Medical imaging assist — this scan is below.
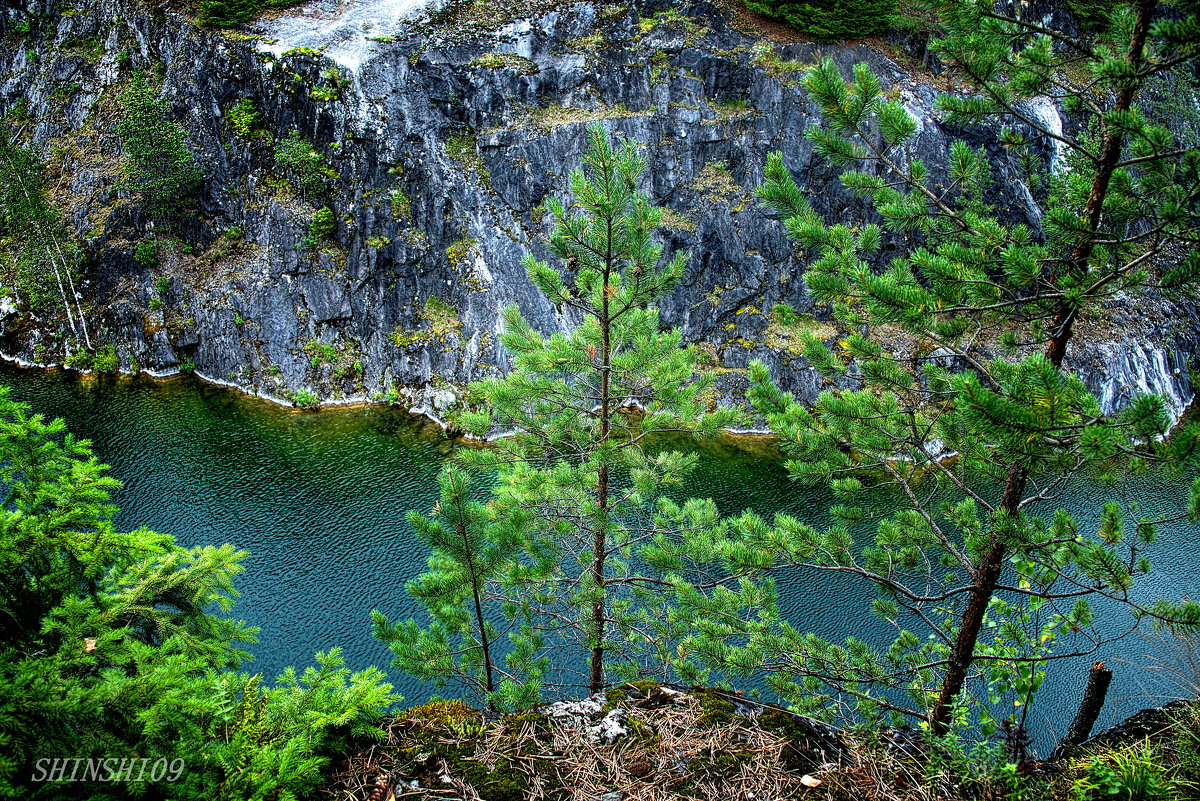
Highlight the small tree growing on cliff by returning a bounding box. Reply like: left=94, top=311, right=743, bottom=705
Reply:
left=378, top=126, right=762, bottom=703
left=0, top=137, right=91, bottom=349
left=684, top=0, right=1200, bottom=737
left=117, top=73, right=203, bottom=221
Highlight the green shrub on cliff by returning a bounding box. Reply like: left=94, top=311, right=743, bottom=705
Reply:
left=117, top=74, right=203, bottom=219
left=227, top=96, right=262, bottom=137
left=275, top=130, right=336, bottom=199
left=133, top=238, right=158, bottom=267
left=744, top=0, right=898, bottom=41
left=307, top=206, right=337, bottom=243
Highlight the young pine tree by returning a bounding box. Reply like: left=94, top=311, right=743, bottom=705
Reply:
left=685, top=0, right=1200, bottom=736
left=372, top=467, right=525, bottom=708
left=117, top=73, right=203, bottom=221
left=381, top=126, right=762, bottom=704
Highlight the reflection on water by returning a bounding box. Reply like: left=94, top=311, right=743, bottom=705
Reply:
left=3, top=362, right=1196, bottom=749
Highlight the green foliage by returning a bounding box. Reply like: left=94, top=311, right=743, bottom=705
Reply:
left=373, top=468, right=524, bottom=709
left=922, top=726, right=1044, bottom=800
left=117, top=74, right=203, bottom=219
left=771, top=302, right=802, bottom=327
left=289, top=388, right=320, bottom=408
left=1064, top=0, right=1116, bottom=30
left=389, top=186, right=411, bottom=219
left=134, top=238, right=158, bottom=267
left=169, top=650, right=396, bottom=801
left=62, top=35, right=103, bottom=62
left=0, top=387, right=248, bottom=793
left=197, top=0, right=305, bottom=27
left=0, top=139, right=87, bottom=331
left=744, top=0, right=898, bottom=41
left=446, top=132, right=490, bottom=186
left=92, top=344, right=119, bottom=373
left=63, top=348, right=92, bottom=370
left=691, top=0, right=1200, bottom=734
left=469, top=52, right=540, bottom=74
left=0, top=389, right=401, bottom=797
left=1071, top=743, right=1193, bottom=800
left=275, top=130, right=335, bottom=199
left=198, top=0, right=259, bottom=26
left=304, top=338, right=338, bottom=368
left=388, top=125, right=753, bottom=704
left=307, top=206, right=337, bottom=242
left=227, top=97, right=262, bottom=137
left=389, top=297, right=462, bottom=348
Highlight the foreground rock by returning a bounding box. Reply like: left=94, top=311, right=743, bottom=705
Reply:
left=326, top=684, right=849, bottom=800
left=323, top=689, right=1200, bottom=801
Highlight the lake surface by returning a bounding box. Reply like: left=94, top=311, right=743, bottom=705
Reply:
left=5, top=363, right=1197, bottom=751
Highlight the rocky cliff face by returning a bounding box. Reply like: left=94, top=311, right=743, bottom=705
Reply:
left=0, top=0, right=1194, bottom=421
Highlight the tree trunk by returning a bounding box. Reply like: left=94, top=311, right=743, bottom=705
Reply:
left=589, top=226, right=614, bottom=696
left=0, top=146, right=81, bottom=342
left=1053, top=661, right=1113, bottom=758
left=470, top=579, right=496, bottom=698
left=930, top=467, right=1029, bottom=733
left=928, top=0, right=1157, bottom=733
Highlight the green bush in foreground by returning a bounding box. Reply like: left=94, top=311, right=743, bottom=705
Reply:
left=0, top=387, right=398, bottom=798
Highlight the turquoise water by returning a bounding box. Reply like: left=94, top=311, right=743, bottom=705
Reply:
left=4, top=363, right=1197, bottom=749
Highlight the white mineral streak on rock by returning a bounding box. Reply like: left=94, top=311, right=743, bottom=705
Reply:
left=1024, top=95, right=1065, bottom=172
left=257, top=0, right=437, bottom=71
left=1079, top=340, right=1193, bottom=421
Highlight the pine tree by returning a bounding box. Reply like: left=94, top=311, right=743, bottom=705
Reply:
left=117, top=73, right=203, bottom=221
left=686, top=0, right=1200, bottom=736
left=0, top=388, right=399, bottom=798
left=384, top=126, right=758, bottom=704
left=372, top=467, right=522, bottom=708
